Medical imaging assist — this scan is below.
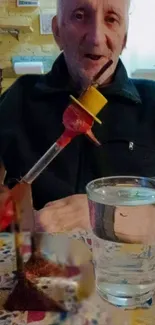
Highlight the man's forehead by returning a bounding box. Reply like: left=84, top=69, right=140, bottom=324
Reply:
left=61, top=0, right=130, bottom=12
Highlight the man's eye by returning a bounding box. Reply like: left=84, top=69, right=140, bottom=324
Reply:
left=105, top=15, right=119, bottom=25
left=74, top=11, right=85, bottom=20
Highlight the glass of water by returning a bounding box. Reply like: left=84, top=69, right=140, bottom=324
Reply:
left=86, top=176, right=155, bottom=308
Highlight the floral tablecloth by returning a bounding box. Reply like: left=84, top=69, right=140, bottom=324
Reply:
left=0, top=231, right=155, bottom=325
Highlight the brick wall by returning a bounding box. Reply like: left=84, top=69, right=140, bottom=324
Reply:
left=0, top=0, right=60, bottom=93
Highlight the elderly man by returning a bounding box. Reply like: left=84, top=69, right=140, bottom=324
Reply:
left=0, top=0, right=155, bottom=232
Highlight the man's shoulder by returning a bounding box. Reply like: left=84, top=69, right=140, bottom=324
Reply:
left=131, top=78, right=155, bottom=104
left=12, top=74, right=40, bottom=88
left=0, top=74, right=40, bottom=102
left=0, top=74, right=42, bottom=125
left=132, top=77, right=155, bottom=89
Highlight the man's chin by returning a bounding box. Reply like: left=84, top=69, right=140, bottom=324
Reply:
left=73, top=66, right=107, bottom=89
left=82, top=64, right=108, bottom=81
left=80, top=71, right=98, bottom=86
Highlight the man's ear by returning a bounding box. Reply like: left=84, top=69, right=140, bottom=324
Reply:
left=122, top=33, right=128, bottom=50
left=52, top=16, right=63, bottom=50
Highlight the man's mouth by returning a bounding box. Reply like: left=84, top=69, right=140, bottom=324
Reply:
left=85, top=54, right=103, bottom=61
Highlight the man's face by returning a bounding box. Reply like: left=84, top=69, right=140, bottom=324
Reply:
left=53, top=0, right=129, bottom=87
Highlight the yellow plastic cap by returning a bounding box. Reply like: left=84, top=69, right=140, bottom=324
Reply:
left=70, top=86, right=107, bottom=124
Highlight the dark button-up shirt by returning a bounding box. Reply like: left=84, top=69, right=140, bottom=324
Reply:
left=0, top=54, right=155, bottom=209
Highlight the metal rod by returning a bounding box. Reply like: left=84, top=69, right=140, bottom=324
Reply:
left=13, top=202, right=24, bottom=275
left=93, top=59, right=113, bottom=84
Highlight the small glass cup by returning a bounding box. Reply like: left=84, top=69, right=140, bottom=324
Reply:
left=86, top=176, right=155, bottom=308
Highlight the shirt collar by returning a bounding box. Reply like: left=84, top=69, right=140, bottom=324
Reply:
left=99, top=59, right=142, bottom=104
left=35, top=53, right=142, bottom=104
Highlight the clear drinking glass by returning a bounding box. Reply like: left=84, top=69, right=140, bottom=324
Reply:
left=86, top=176, right=155, bottom=308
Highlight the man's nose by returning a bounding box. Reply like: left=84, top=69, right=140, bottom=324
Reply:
left=85, top=21, right=107, bottom=47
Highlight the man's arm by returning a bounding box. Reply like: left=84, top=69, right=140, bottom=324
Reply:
left=0, top=89, right=8, bottom=101
left=0, top=79, right=23, bottom=159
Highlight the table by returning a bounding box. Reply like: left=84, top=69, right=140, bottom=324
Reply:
left=0, top=231, right=155, bottom=325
